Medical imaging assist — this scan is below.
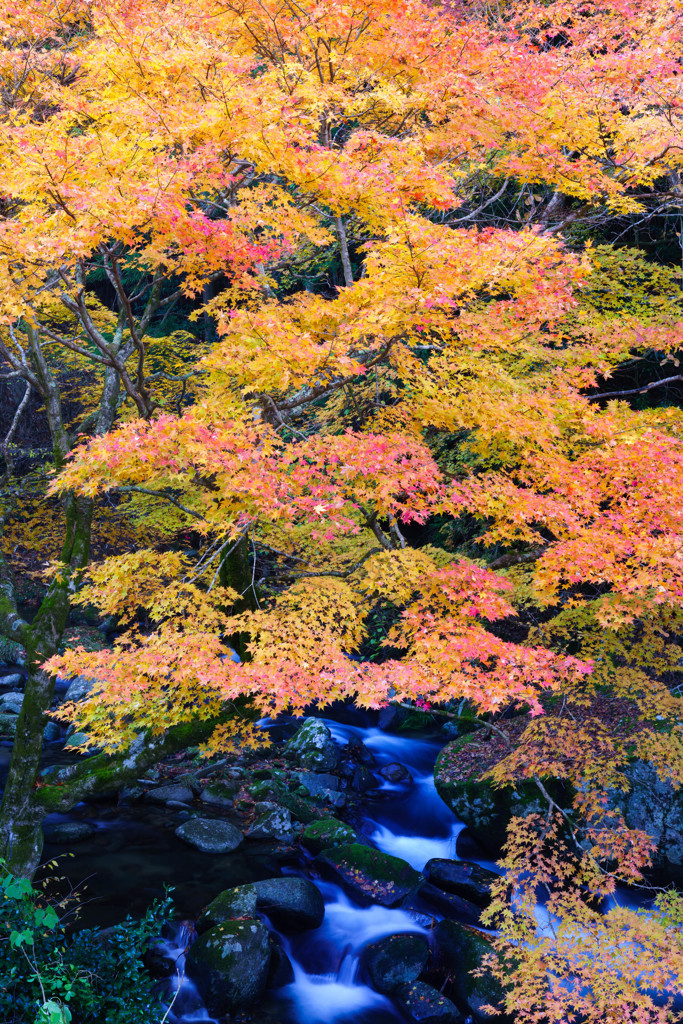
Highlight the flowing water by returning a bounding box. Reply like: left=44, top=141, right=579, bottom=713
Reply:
left=155, top=718, right=486, bottom=1024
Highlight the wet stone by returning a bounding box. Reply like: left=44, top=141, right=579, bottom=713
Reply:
left=175, top=818, right=243, bottom=854
left=425, top=859, right=496, bottom=908
left=43, top=820, right=95, bottom=843
left=419, top=882, right=482, bottom=926
left=252, top=876, right=325, bottom=931
left=394, top=981, right=463, bottom=1023
left=378, top=762, right=413, bottom=784
left=361, top=932, right=430, bottom=994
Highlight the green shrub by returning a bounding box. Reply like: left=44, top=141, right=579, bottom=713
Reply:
left=0, top=860, right=173, bottom=1024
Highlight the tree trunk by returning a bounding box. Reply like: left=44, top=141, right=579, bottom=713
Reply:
left=0, top=494, right=93, bottom=876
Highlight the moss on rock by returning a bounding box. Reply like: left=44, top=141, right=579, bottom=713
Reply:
left=314, top=843, right=424, bottom=907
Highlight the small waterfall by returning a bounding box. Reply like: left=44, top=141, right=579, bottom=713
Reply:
left=165, top=716, right=469, bottom=1023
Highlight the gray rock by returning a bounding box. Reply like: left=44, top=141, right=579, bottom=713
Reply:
left=175, top=818, right=243, bottom=854
left=315, top=844, right=424, bottom=908
left=120, top=784, right=144, bottom=802
left=252, top=877, right=325, bottom=931
left=63, top=732, right=94, bottom=751
left=361, top=933, right=430, bottom=994
left=43, top=821, right=95, bottom=843
left=0, top=674, right=22, bottom=688
left=43, top=721, right=62, bottom=743
left=0, top=713, right=18, bottom=737
left=198, top=877, right=324, bottom=933
left=145, top=784, right=195, bottom=805
left=294, top=771, right=340, bottom=797
left=617, top=760, right=683, bottom=868
left=186, top=918, right=271, bottom=1014
left=0, top=691, right=23, bottom=714
left=247, top=805, right=296, bottom=841
left=378, top=762, right=413, bottom=784
left=394, top=981, right=463, bottom=1023
left=285, top=718, right=339, bottom=771
left=64, top=675, right=97, bottom=702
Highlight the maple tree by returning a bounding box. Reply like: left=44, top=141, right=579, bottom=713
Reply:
left=1, top=0, right=683, bottom=1019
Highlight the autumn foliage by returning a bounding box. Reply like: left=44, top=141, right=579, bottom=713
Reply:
left=2, top=0, right=683, bottom=1018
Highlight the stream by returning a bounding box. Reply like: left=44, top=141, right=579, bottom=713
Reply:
left=153, top=718, right=488, bottom=1024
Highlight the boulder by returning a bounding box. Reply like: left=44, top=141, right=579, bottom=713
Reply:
left=418, top=883, right=482, bottom=926
left=285, top=718, right=339, bottom=771
left=43, top=721, right=62, bottom=743
left=314, top=844, right=424, bottom=907
left=351, top=766, right=380, bottom=793
left=252, top=877, right=325, bottom=930
left=0, top=713, right=17, bottom=738
left=301, top=818, right=361, bottom=854
left=198, top=877, right=324, bottom=932
left=175, top=818, right=243, bottom=854
left=186, top=919, right=271, bottom=1015
left=64, top=675, right=97, bottom=702
left=0, top=673, right=22, bottom=688
left=294, top=771, right=340, bottom=797
left=393, top=981, right=463, bottom=1023
left=424, top=860, right=496, bottom=909
left=145, top=784, right=195, bottom=805
left=616, top=760, right=683, bottom=869
left=0, top=691, right=23, bottom=714
left=247, top=805, right=297, bottom=841
left=43, top=820, right=95, bottom=843
left=268, top=938, right=295, bottom=988
left=434, top=736, right=548, bottom=856
left=249, top=778, right=326, bottom=822
left=200, top=780, right=241, bottom=808
left=378, top=762, right=413, bottom=784
left=434, top=920, right=507, bottom=1021
left=361, top=933, right=429, bottom=994
left=197, top=885, right=258, bottom=932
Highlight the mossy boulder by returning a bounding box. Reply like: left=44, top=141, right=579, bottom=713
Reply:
left=285, top=717, right=339, bottom=771
left=361, top=933, right=429, bottom=994
left=394, top=981, right=463, bottom=1023
left=314, top=843, right=424, bottom=907
left=434, top=920, right=508, bottom=1022
left=301, top=818, right=361, bottom=853
left=199, top=780, right=241, bottom=808
left=197, top=885, right=258, bottom=932
left=198, top=876, right=324, bottom=933
left=434, top=735, right=547, bottom=856
left=248, top=778, right=324, bottom=823
left=246, top=804, right=297, bottom=841
left=186, top=918, right=271, bottom=1014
